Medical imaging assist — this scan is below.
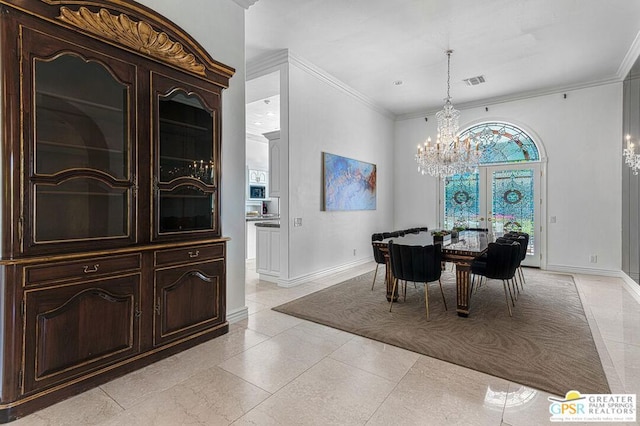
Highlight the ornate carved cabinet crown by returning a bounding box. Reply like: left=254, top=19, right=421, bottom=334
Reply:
left=0, top=0, right=234, bottom=421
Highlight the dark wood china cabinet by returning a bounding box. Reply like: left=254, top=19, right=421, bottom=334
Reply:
left=0, top=0, right=234, bottom=421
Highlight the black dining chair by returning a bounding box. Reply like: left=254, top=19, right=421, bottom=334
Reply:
left=387, top=241, right=447, bottom=320
left=371, top=233, right=385, bottom=290
left=505, top=231, right=529, bottom=288
left=498, top=234, right=527, bottom=294
left=470, top=241, right=520, bottom=316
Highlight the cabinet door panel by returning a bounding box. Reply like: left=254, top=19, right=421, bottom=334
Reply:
left=154, top=259, right=224, bottom=346
left=152, top=72, right=221, bottom=240
left=21, top=26, right=137, bottom=255
left=24, top=275, right=140, bottom=393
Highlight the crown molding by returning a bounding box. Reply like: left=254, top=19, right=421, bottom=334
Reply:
left=231, top=0, right=259, bottom=9
left=247, top=49, right=394, bottom=119
left=617, top=30, right=640, bottom=80
left=396, top=77, right=623, bottom=122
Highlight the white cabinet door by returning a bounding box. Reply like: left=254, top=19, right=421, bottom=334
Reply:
left=256, top=225, right=280, bottom=278
left=246, top=221, right=257, bottom=259
left=256, top=227, right=270, bottom=273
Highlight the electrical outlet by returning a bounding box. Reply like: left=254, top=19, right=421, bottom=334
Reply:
left=550, top=216, right=556, bottom=223
left=293, top=217, right=302, bottom=227
left=589, top=255, right=597, bottom=263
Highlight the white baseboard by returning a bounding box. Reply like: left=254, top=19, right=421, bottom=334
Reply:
left=258, top=273, right=279, bottom=283
left=276, top=257, right=374, bottom=288
left=619, top=271, right=640, bottom=304
left=547, top=264, right=640, bottom=304
left=226, top=306, right=249, bottom=324
left=545, top=264, right=621, bottom=277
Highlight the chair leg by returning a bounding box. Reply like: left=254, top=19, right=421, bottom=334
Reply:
left=438, top=279, right=447, bottom=311
left=502, top=280, right=513, bottom=317
left=424, top=282, right=430, bottom=320
left=518, top=266, right=526, bottom=289
left=371, top=264, right=379, bottom=290
left=389, top=277, right=398, bottom=312
left=505, top=279, right=515, bottom=307
left=403, top=280, right=407, bottom=302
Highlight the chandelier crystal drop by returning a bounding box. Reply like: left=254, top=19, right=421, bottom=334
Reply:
left=415, top=50, right=481, bottom=178
left=624, top=134, right=640, bottom=175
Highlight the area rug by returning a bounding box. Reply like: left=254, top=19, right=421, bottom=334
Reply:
left=273, top=268, right=610, bottom=396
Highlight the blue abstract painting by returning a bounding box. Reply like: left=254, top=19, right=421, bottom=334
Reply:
left=323, top=152, right=376, bottom=211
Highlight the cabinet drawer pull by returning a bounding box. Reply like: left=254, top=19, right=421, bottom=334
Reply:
left=188, top=250, right=199, bottom=258
left=83, top=264, right=100, bottom=273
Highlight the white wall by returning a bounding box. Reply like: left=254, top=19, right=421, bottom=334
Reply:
left=287, top=63, right=395, bottom=280
left=137, top=0, right=247, bottom=319
left=395, top=83, right=623, bottom=274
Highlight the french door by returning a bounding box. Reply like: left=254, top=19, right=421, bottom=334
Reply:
left=442, top=163, right=541, bottom=267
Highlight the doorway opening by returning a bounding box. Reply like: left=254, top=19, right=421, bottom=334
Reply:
left=440, top=122, right=543, bottom=267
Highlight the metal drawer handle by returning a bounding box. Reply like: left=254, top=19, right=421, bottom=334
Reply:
left=188, top=250, right=199, bottom=258
left=83, top=264, right=100, bottom=273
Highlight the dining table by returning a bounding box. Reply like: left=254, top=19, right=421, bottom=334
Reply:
left=372, top=230, right=490, bottom=317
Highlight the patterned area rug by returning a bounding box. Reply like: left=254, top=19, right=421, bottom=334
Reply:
left=273, top=268, right=610, bottom=396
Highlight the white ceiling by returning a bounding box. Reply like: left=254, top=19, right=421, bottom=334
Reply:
left=245, top=0, right=640, bottom=117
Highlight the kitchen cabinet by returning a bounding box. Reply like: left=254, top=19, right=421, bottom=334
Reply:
left=256, top=223, right=280, bottom=281
left=0, top=0, right=233, bottom=420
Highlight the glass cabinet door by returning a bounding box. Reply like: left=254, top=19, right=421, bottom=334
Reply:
left=23, top=28, right=137, bottom=252
left=153, top=73, right=220, bottom=237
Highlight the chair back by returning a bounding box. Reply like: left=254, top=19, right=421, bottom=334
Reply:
left=504, top=232, right=529, bottom=261
left=371, top=233, right=386, bottom=264
left=505, top=231, right=529, bottom=260
left=388, top=241, right=442, bottom=283
left=483, top=241, right=520, bottom=280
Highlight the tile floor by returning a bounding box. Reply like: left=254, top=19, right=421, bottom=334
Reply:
left=11, top=262, right=640, bottom=425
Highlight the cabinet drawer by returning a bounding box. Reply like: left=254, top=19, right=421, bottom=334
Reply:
left=25, top=254, right=141, bottom=286
left=155, top=243, right=225, bottom=267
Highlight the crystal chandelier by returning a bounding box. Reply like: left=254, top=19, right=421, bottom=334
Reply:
left=624, top=134, right=640, bottom=175
left=416, top=50, right=481, bottom=178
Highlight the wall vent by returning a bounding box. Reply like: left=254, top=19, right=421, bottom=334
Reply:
left=463, top=75, right=486, bottom=86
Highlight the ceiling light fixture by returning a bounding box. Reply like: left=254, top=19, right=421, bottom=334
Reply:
left=415, top=50, right=481, bottom=178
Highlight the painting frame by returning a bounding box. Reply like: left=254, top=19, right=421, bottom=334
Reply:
left=322, top=152, right=377, bottom=211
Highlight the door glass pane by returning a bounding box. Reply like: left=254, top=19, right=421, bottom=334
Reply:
left=34, top=54, right=128, bottom=179
left=444, top=172, right=480, bottom=229
left=35, top=179, right=128, bottom=242
left=159, top=92, right=214, bottom=185
left=159, top=186, right=214, bottom=232
left=491, top=169, right=535, bottom=254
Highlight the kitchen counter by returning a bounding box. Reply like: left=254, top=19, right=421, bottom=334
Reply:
left=255, top=221, right=280, bottom=228
left=246, top=215, right=280, bottom=222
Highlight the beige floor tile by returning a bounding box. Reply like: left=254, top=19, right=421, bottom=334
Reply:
left=218, top=326, right=344, bottom=393
left=366, top=356, right=509, bottom=426
left=98, top=367, right=270, bottom=426
left=329, top=335, right=420, bottom=382
left=100, top=354, right=191, bottom=409
left=235, top=357, right=396, bottom=426
left=12, top=387, right=123, bottom=426
left=245, top=309, right=304, bottom=336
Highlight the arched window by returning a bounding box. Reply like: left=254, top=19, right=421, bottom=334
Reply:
left=459, top=122, right=540, bottom=165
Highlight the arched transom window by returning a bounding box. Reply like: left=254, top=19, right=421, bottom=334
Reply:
left=459, top=122, right=540, bottom=165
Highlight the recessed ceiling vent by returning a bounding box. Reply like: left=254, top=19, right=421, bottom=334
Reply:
left=463, top=75, right=486, bottom=86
